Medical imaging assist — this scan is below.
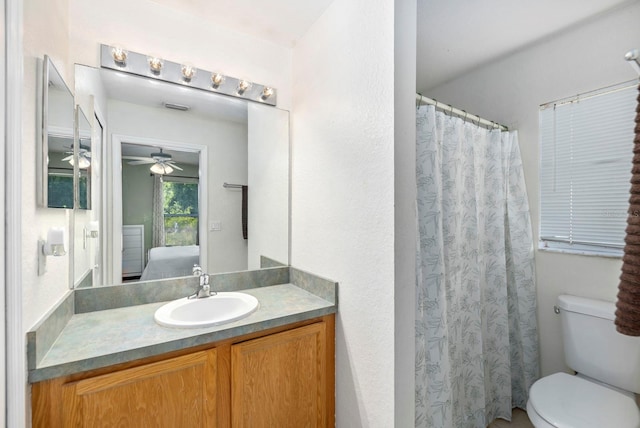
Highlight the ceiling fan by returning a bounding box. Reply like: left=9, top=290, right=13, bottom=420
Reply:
left=124, top=148, right=183, bottom=174
left=61, top=141, right=92, bottom=169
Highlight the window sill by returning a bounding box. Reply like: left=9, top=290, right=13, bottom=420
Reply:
left=537, top=246, right=622, bottom=259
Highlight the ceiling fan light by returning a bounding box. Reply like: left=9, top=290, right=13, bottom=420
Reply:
left=78, top=155, right=91, bottom=169
left=68, top=155, right=91, bottom=169
left=150, top=163, right=173, bottom=175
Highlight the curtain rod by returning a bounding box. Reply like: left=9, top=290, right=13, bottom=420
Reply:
left=540, top=79, right=637, bottom=109
left=416, top=93, right=508, bottom=132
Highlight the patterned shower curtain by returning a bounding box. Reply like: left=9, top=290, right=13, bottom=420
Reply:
left=415, top=105, right=539, bottom=428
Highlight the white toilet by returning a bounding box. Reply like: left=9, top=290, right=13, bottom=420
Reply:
left=527, top=295, right=640, bottom=428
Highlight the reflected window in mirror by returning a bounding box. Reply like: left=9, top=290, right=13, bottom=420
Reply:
left=47, top=168, right=74, bottom=208
left=163, top=177, right=199, bottom=247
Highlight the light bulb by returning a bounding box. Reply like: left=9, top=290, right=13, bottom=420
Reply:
left=150, top=163, right=173, bottom=175
left=237, top=80, right=251, bottom=95
left=148, top=56, right=163, bottom=74
left=181, top=64, right=196, bottom=81
left=111, top=46, right=127, bottom=66
left=261, top=87, right=274, bottom=100
left=211, top=73, right=225, bottom=88
left=78, top=156, right=91, bottom=169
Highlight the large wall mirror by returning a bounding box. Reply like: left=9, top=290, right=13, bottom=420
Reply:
left=74, top=64, right=290, bottom=288
left=37, top=56, right=76, bottom=209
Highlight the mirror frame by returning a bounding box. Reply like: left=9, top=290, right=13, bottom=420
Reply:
left=37, top=55, right=75, bottom=209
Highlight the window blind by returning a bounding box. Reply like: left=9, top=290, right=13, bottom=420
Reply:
left=539, top=82, right=637, bottom=256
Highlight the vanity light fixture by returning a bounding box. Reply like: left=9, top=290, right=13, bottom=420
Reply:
left=181, top=63, right=196, bottom=82
left=111, top=46, right=128, bottom=66
left=211, top=73, right=224, bottom=89
left=261, top=87, right=274, bottom=101
left=150, top=162, right=174, bottom=175
left=100, top=44, right=277, bottom=106
left=237, top=80, right=251, bottom=95
left=148, top=56, right=164, bottom=75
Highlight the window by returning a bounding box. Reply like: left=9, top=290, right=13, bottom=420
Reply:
left=47, top=168, right=88, bottom=209
left=539, top=81, right=637, bottom=256
left=163, top=178, right=199, bottom=246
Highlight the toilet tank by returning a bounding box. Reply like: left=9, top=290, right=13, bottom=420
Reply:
left=558, top=294, right=640, bottom=394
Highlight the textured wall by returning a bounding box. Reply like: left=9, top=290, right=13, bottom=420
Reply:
left=291, top=0, right=396, bottom=425
left=425, top=2, right=640, bottom=377
left=23, top=0, right=72, bottom=332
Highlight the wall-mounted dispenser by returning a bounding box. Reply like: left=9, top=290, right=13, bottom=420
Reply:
left=38, top=227, right=67, bottom=275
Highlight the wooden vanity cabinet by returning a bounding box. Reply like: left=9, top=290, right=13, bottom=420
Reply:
left=32, top=315, right=335, bottom=428
left=231, top=322, right=328, bottom=428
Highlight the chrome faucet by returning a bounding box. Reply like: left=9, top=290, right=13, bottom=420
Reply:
left=189, top=265, right=215, bottom=299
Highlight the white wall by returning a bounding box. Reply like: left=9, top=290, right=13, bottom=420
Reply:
left=247, top=104, right=290, bottom=269
left=68, top=0, right=293, bottom=110
left=291, top=0, right=396, bottom=425
left=425, top=2, right=640, bottom=377
left=23, top=0, right=72, bottom=332
left=21, top=0, right=72, bottom=426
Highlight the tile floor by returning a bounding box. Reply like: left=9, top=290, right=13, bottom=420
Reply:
left=488, top=408, right=534, bottom=428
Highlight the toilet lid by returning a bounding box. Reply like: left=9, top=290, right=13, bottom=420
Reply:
left=529, top=373, right=640, bottom=428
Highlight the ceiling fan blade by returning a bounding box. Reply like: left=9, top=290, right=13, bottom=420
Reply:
left=61, top=154, right=73, bottom=161
left=169, top=163, right=183, bottom=171
left=122, top=155, right=153, bottom=161
left=128, top=159, right=156, bottom=165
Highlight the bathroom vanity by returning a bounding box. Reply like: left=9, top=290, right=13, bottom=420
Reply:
left=29, top=267, right=337, bottom=427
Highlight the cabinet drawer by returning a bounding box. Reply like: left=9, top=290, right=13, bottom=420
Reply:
left=123, top=235, right=142, bottom=249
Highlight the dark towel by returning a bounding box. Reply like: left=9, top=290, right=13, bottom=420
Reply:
left=242, top=185, right=248, bottom=240
left=617, top=83, right=640, bottom=336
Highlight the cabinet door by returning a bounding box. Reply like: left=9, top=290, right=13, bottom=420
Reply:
left=231, top=322, right=327, bottom=428
left=61, top=349, right=217, bottom=428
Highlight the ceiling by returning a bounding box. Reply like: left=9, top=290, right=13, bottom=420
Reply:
left=149, top=0, right=634, bottom=92
left=121, top=143, right=199, bottom=167
left=149, top=0, right=335, bottom=47
left=417, top=0, right=635, bottom=91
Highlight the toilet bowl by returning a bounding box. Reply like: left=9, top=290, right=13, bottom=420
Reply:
left=527, top=295, right=640, bottom=428
left=526, top=372, right=639, bottom=428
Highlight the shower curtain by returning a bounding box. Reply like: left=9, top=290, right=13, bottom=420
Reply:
left=415, top=105, right=539, bottom=428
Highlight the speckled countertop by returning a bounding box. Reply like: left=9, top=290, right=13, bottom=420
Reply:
left=29, top=270, right=337, bottom=383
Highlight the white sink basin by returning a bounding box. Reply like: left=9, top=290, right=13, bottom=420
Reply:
left=154, top=292, right=259, bottom=328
